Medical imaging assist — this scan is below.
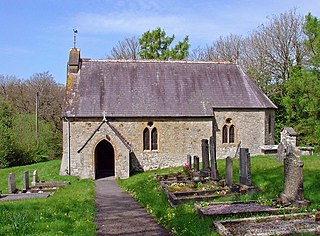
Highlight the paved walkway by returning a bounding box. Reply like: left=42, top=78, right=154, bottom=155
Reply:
left=95, top=177, right=171, bottom=236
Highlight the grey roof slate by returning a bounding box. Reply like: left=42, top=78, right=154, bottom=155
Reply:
left=63, top=59, right=277, bottom=118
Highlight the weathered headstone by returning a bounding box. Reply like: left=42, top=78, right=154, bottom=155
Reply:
left=8, top=173, right=17, bottom=194
left=194, top=156, right=199, bottom=172
left=239, top=148, right=251, bottom=186
left=277, top=142, right=286, bottom=162
left=201, top=139, right=210, bottom=173
left=278, top=146, right=310, bottom=207
left=226, top=156, right=233, bottom=186
left=32, top=170, right=39, bottom=186
left=210, top=136, right=218, bottom=179
left=187, top=155, right=192, bottom=168
left=23, top=171, right=29, bottom=192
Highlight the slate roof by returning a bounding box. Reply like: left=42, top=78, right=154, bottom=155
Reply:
left=63, top=59, right=277, bottom=118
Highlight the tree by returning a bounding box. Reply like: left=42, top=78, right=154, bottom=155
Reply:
left=209, top=34, right=243, bottom=62
left=108, top=36, right=140, bottom=60
left=0, top=99, right=18, bottom=167
left=304, top=13, right=320, bottom=67
left=27, top=72, right=65, bottom=131
left=138, top=27, right=189, bottom=60
left=283, top=67, right=320, bottom=147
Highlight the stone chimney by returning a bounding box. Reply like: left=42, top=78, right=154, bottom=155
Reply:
left=68, top=48, right=80, bottom=73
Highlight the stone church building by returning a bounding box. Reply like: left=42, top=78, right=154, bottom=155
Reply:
left=60, top=48, right=277, bottom=179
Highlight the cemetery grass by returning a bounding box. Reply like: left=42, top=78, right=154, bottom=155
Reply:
left=0, top=160, right=96, bottom=236
left=117, top=155, right=320, bottom=236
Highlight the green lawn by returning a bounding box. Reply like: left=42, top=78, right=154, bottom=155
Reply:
left=0, top=160, right=96, bottom=236
left=1, top=156, right=319, bottom=235
left=117, top=155, right=320, bottom=236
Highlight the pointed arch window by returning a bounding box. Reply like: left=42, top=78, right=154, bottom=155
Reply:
left=222, top=125, right=228, bottom=144
left=151, top=128, right=158, bottom=150
left=143, top=122, right=158, bottom=151
left=222, top=118, right=236, bottom=144
left=143, top=128, right=150, bottom=150
left=229, top=125, right=235, bottom=143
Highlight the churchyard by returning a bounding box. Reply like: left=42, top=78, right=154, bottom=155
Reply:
left=0, top=160, right=96, bottom=235
left=118, top=152, right=320, bottom=236
left=0, top=145, right=320, bottom=235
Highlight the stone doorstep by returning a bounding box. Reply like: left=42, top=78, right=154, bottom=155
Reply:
left=214, top=213, right=319, bottom=236
left=194, top=201, right=298, bottom=219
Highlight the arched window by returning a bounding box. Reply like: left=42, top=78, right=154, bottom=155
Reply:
left=143, top=128, right=150, bottom=150
left=151, top=128, right=158, bottom=150
left=143, top=123, right=158, bottom=151
left=222, top=125, right=228, bottom=143
left=222, top=118, right=236, bottom=144
left=229, top=125, right=235, bottom=143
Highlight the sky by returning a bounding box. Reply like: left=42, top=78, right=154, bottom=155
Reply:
left=1, top=0, right=320, bottom=85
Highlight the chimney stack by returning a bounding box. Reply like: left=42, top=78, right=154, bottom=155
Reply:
left=68, top=48, right=80, bottom=73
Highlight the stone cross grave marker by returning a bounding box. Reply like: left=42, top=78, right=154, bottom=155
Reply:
left=8, top=173, right=17, bottom=194
left=239, top=148, right=252, bottom=186
left=194, top=156, right=199, bottom=172
left=201, top=139, right=210, bottom=174
left=23, top=171, right=29, bottom=192
left=226, top=156, right=233, bottom=186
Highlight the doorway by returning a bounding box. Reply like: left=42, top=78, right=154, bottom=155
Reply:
left=95, top=140, right=115, bottom=179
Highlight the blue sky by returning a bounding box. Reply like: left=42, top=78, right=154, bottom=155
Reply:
left=1, top=0, right=320, bottom=85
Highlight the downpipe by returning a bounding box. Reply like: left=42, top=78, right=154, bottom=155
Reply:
left=64, top=117, right=71, bottom=175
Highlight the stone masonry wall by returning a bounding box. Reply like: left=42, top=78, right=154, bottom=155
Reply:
left=214, top=109, right=269, bottom=157
left=60, top=109, right=272, bottom=179
left=60, top=119, right=130, bottom=179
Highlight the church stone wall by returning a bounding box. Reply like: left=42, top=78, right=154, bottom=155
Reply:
left=60, top=109, right=273, bottom=179
left=60, top=119, right=130, bottom=179
left=214, top=109, right=272, bottom=157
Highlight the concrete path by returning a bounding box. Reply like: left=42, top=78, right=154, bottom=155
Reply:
left=95, top=177, right=171, bottom=236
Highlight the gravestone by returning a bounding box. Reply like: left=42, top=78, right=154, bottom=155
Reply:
left=32, top=170, right=39, bottom=186
left=23, top=171, right=29, bottom=192
left=277, top=142, right=286, bottom=162
left=278, top=145, right=310, bottom=207
left=239, top=148, right=251, bottom=186
left=187, top=155, right=192, bottom=168
left=194, top=156, right=199, bottom=172
left=201, top=139, right=210, bottom=174
left=226, top=156, right=233, bottom=186
left=8, top=173, right=17, bottom=194
left=210, top=136, right=218, bottom=179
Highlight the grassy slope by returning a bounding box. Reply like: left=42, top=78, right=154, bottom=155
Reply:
left=1, top=156, right=319, bottom=235
left=117, top=155, right=320, bottom=236
left=0, top=160, right=96, bottom=236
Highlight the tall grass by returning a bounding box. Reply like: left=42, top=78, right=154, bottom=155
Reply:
left=0, top=160, right=96, bottom=236
left=117, top=155, right=320, bottom=235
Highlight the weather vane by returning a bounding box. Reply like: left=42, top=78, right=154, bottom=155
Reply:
left=73, top=28, right=78, bottom=48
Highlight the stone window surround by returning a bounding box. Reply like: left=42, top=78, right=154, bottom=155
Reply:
left=143, top=122, right=159, bottom=152
left=222, top=118, right=237, bottom=145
